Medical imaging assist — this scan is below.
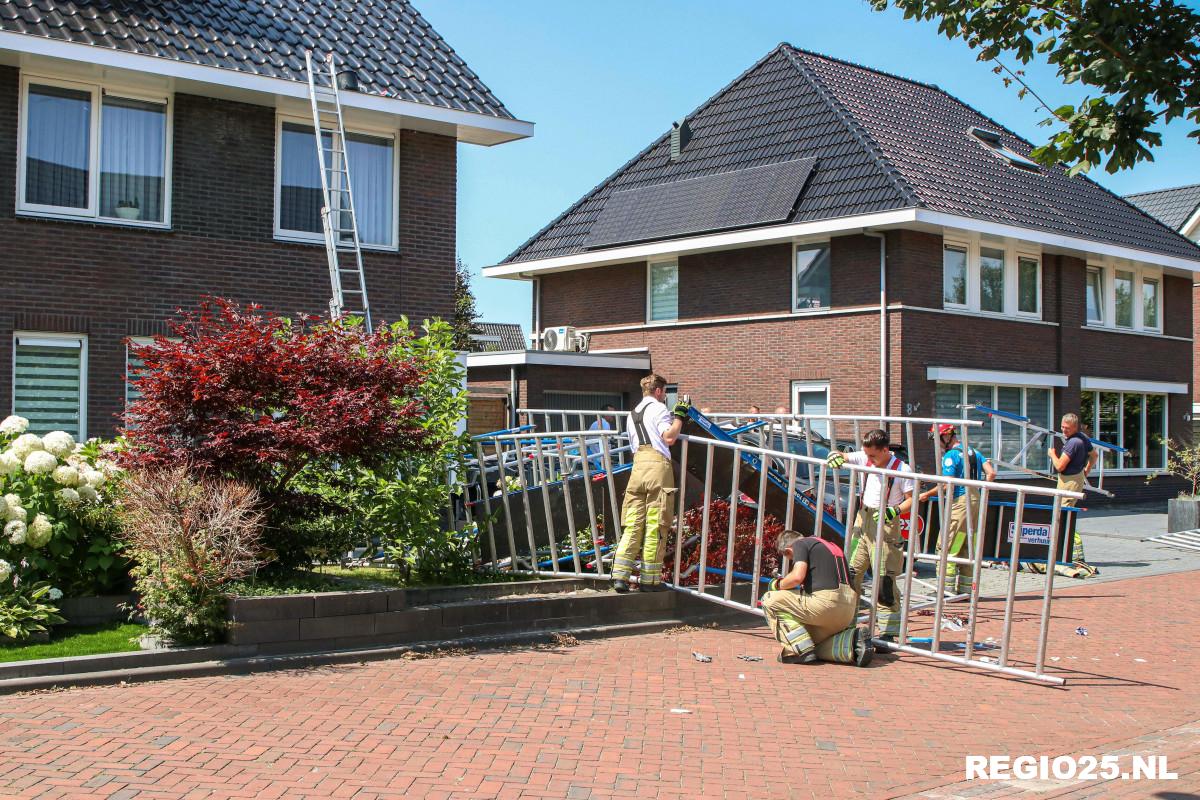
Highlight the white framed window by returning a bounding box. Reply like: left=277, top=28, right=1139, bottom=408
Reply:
left=274, top=116, right=399, bottom=250
left=791, top=380, right=831, bottom=438
left=934, top=381, right=1053, bottom=472
left=13, top=333, right=88, bottom=439
left=647, top=260, right=678, bottom=322
left=941, top=237, right=1040, bottom=319
left=17, top=75, right=171, bottom=227
left=125, top=336, right=182, bottom=409
left=1084, top=260, right=1163, bottom=334
left=792, top=243, right=831, bottom=311
left=1080, top=390, right=1166, bottom=472
left=969, top=127, right=1041, bottom=172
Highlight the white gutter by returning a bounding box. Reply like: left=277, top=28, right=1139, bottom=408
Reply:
left=466, top=351, right=651, bottom=369
left=1080, top=376, right=1188, bottom=394
left=927, top=367, right=1068, bottom=388
left=485, top=208, right=1200, bottom=278
left=0, top=30, right=534, bottom=146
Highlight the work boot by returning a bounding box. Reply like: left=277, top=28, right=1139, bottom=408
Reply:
left=612, top=580, right=630, bottom=594
left=639, top=582, right=667, bottom=593
left=778, top=650, right=818, bottom=665
left=853, top=627, right=875, bottom=668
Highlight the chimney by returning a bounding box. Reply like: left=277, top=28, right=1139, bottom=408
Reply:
left=669, top=119, right=693, bottom=162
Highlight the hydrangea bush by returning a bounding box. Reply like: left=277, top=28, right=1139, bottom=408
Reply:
left=0, top=415, right=127, bottom=600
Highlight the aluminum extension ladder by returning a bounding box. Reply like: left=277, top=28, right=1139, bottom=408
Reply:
left=304, top=50, right=372, bottom=330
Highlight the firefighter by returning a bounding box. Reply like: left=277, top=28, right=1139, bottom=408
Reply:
left=612, top=374, right=690, bottom=592
left=761, top=530, right=874, bottom=666
left=826, top=429, right=915, bottom=639
left=919, top=424, right=996, bottom=596
left=1048, top=412, right=1097, bottom=564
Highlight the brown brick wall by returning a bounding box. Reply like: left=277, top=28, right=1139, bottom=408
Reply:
left=0, top=66, right=457, bottom=437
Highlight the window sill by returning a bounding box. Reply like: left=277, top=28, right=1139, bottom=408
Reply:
left=904, top=305, right=1057, bottom=327
left=273, top=233, right=398, bottom=253
left=16, top=210, right=171, bottom=231
left=1081, top=324, right=1182, bottom=341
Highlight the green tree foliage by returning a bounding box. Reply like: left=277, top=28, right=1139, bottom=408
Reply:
left=870, top=0, right=1200, bottom=174
left=452, top=257, right=481, bottom=352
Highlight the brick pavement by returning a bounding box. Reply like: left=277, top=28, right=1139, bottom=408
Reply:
left=1, top=571, right=1197, bottom=800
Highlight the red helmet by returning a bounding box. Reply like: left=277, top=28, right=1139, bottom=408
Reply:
left=931, top=423, right=955, bottom=437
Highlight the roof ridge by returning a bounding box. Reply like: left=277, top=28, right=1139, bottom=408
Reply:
left=781, top=44, right=942, bottom=93
left=1125, top=182, right=1200, bottom=199
left=501, top=45, right=795, bottom=264
left=780, top=46, right=924, bottom=210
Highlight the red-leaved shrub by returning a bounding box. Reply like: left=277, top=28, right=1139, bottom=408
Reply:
left=666, top=499, right=784, bottom=586
left=120, top=298, right=427, bottom=490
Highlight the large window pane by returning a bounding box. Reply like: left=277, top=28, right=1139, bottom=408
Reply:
left=1098, top=392, right=1120, bottom=469
left=943, top=245, right=967, bottom=306
left=14, top=339, right=84, bottom=438
left=100, top=96, right=166, bottom=222
left=279, top=124, right=395, bottom=247
left=1017, top=257, right=1039, bottom=314
left=648, top=261, right=678, bottom=321
left=794, top=245, right=831, bottom=310
left=1145, top=395, right=1165, bottom=470
left=1142, top=278, right=1160, bottom=330
left=1026, top=387, right=1051, bottom=471
left=280, top=122, right=323, bottom=235
left=935, top=383, right=963, bottom=421
left=25, top=84, right=91, bottom=209
left=1079, top=391, right=1096, bottom=439
left=979, top=247, right=1005, bottom=313
left=1114, top=270, right=1134, bottom=328
left=1122, top=394, right=1142, bottom=469
left=346, top=132, right=393, bottom=246
left=965, top=384, right=995, bottom=458
left=1085, top=268, right=1104, bottom=324
left=996, top=386, right=1023, bottom=464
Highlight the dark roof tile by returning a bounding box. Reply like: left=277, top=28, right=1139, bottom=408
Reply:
left=506, top=44, right=1200, bottom=265
left=1125, top=184, right=1200, bottom=232
left=0, top=0, right=514, bottom=120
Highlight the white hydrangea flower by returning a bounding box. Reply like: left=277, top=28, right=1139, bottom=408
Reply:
left=23, top=450, right=58, bottom=475
left=42, top=431, right=75, bottom=458
left=82, top=468, right=106, bottom=488
left=0, top=415, right=28, bottom=436
left=11, top=433, right=44, bottom=460
left=0, top=559, right=11, bottom=582
left=77, top=485, right=100, bottom=504
left=0, top=451, right=20, bottom=477
left=27, top=514, right=52, bottom=547
left=6, top=504, right=27, bottom=523
left=52, top=464, right=81, bottom=487
left=48, top=587, right=63, bottom=601
left=55, top=487, right=81, bottom=506
left=5, top=520, right=27, bottom=545
left=4, top=493, right=20, bottom=508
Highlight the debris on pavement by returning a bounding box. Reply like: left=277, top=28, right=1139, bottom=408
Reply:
left=664, top=625, right=701, bottom=636
left=692, top=652, right=712, bottom=663
left=736, top=654, right=763, bottom=662
left=1075, top=626, right=1088, bottom=636
left=940, top=617, right=965, bottom=632
left=670, top=708, right=694, bottom=714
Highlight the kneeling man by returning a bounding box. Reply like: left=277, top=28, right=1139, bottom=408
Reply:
left=761, top=530, right=873, bottom=667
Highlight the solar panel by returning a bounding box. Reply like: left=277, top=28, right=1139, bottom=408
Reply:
left=584, top=157, right=817, bottom=249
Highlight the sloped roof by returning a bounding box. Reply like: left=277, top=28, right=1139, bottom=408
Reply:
left=504, top=44, right=1200, bottom=264
left=472, top=322, right=526, bottom=351
left=0, top=0, right=514, bottom=119
left=1125, top=184, right=1200, bottom=232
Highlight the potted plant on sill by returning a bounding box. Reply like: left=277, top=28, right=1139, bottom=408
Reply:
left=1148, top=438, right=1200, bottom=532
left=115, top=198, right=140, bottom=221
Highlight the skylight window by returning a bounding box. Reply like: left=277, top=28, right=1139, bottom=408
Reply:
left=969, top=126, right=1041, bottom=172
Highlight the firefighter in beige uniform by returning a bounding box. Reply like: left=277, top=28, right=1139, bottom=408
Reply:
left=612, top=374, right=689, bottom=593
left=761, top=530, right=874, bottom=667
left=825, top=428, right=915, bottom=639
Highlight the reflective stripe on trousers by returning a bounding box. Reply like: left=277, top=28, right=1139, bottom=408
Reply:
left=613, top=447, right=675, bottom=584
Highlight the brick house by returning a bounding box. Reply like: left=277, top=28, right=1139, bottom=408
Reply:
left=486, top=45, right=1200, bottom=501
left=1125, top=184, right=1200, bottom=434
left=0, top=0, right=531, bottom=438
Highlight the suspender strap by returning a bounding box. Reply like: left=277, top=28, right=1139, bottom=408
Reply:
left=632, top=405, right=652, bottom=446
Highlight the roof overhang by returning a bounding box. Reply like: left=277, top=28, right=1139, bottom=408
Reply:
left=1080, top=376, right=1188, bottom=394
left=487, top=208, right=1200, bottom=278
left=0, top=30, right=534, bottom=146
left=927, top=367, right=1068, bottom=388
left=1183, top=206, right=1200, bottom=242
left=466, top=350, right=651, bottom=370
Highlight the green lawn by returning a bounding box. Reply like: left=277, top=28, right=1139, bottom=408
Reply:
left=0, top=622, right=144, bottom=663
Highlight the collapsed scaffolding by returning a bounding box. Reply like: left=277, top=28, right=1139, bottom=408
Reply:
left=463, top=407, right=1086, bottom=685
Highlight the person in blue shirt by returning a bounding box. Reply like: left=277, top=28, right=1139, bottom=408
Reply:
left=1048, top=412, right=1097, bottom=563
left=919, top=424, right=996, bottom=596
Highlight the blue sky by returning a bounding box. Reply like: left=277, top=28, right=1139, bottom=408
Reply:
left=419, top=1, right=1200, bottom=330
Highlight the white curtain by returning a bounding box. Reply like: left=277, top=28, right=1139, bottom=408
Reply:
left=25, top=84, right=91, bottom=209
left=100, top=96, right=166, bottom=221
left=347, top=132, right=393, bottom=246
